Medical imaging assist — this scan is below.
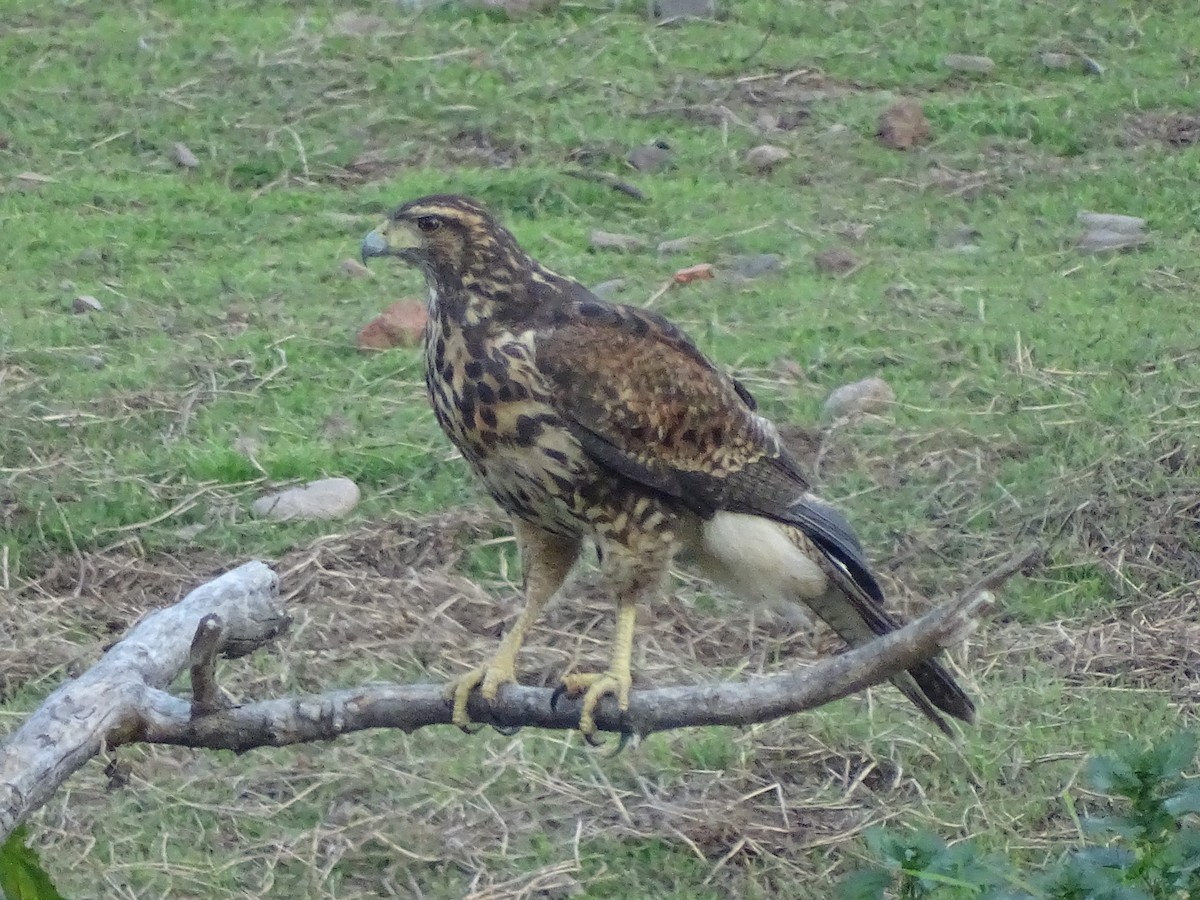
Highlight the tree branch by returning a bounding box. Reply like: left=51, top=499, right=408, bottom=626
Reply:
left=0, top=547, right=1038, bottom=843
left=0, top=561, right=288, bottom=841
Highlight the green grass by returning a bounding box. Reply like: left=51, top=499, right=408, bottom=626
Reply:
left=3, top=0, right=1200, bottom=897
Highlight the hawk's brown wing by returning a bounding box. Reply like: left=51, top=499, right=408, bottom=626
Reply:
left=537, top=300, right=803, bottom=514
left=536, top=298, right=882, bottom=593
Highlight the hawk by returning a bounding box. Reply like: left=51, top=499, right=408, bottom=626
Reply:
left=361, top=195, right=975, bottom=740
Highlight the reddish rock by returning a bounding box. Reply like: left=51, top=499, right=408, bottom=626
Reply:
left=877, top=99, right=930, bottom=150
left=813, top=247, right=861, bottom=276
left=357, top=299, right=428, bottom=350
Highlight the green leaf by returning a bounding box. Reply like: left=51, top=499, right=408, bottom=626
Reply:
left=0, top=826, right=66, bottom=900
left=837, top=868, right=891, bottom=900
left=1087, top=754, right=1138, bottom=797
left=1146, top=730, right=1198, bottom=782
left=1165, top=784, right=1200, bottom=817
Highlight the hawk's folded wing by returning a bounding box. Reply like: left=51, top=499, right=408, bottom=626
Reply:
left=536, top=298, right=883, bottom=600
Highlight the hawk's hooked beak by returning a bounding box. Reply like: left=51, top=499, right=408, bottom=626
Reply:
left=361, top=228, right=388, bottom=264
left=360, top=220, right=421, bottom=265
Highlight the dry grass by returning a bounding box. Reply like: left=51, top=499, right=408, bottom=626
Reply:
left=5, top=468, right=1194, bottom=897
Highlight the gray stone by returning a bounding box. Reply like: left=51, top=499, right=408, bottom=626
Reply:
left=172, top=142, right=199, bottom=168
left=656, top=236, right=700, bottom=256
left=822, top=377, right=896, bottom=421
left=1077, top=211, right=1145, bottom=234
left=943, top=54, right=995, bottom=74
left=724, top=253, right=782, bottom=281
left=252, top=477, right=361, bottom=522
left=627, top=141, right=672, bottom=173
left=589, top=230, right=644, bottom=252
left=744, top=144, right=790, bottom=173
left=1078, top=230, right=1150, bottom=253
left=648, top=0, right=716, bottom=24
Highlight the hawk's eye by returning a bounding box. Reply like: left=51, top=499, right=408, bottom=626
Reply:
left=416, top=216, right=440, bottom=233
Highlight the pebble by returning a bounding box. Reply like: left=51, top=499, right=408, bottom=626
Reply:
left=822, top=377, right=896, bottom=421
left=252, top=477, right=362, bottom=521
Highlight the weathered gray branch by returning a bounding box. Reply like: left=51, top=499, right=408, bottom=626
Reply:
left=0, top=547, right=1037, bottom=843
left=0, top=561, right=288, bottom=841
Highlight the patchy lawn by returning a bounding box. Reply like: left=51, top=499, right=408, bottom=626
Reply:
left=2, top=0, right=1199, bottom=896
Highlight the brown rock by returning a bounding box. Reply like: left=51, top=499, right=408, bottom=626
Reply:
left=813, top=247, right=861, bottom=276
left=358, top=299, right=428, bottom=350
left=877, top=99, right=930, bottom=150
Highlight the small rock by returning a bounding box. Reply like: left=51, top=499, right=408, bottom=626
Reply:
left=252, top=477, right=361, bottom=522
left=1080, top=55, right=1104, bottom=76
left=744, top=144, right=791, bottom=173
left=358, top=299, right=428, bottom=350
left=1038, top=52, right=1076, bottom=71
left=725, top=253, right=782, bottom=281
left=589, top=230, right=644, bottom=252
left=627, top=141, right=672, bottom=173
left=233, top=435, right=262, bottom=458
left=340, top=258, right=372, bottom=278
left=172, top=142, right=199, bottom=169
left=1078, top=230, right=1150, bottom=254
left=822, top=377, right=896, bottom=421
left=656, top=236, right=700, bottom=256
left=673, top=263, right=715, bottom=284
left=938, top=226, right=982, bottom=250
left=1076, top=211, right=1149, bottom=254
left=590, top=278, right=629, bottom=300
left=72, top=294, right=103, bottom=314
left=647, top=0, right=716, bottom=25
left=76, top=247, right=105, bottom=265
left=813, top=248, right=860, bottom=276
left=81, top=354, right=105, bottom=370
left=329, top=11, right=388, bottom=36
left=1076, top=211, right=1145, bottom=234
left=877, top=99, right=930, bottom=150
left=943, top=54, right=995, bottom=74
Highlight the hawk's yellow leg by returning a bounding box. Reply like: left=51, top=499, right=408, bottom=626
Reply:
left=448, top=521, right=580, bottom=730
left=557, top=596, right=637, bottom=739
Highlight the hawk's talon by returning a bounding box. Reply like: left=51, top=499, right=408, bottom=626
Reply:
left=549, top=682, right=569, bottom=712
left=445, top=657, right=518, bottom=731
left=556, top=670, right=632, bottom=741
left=491, top=724, right=522, bottom=737
left=458, top=721, right=485, bottom=736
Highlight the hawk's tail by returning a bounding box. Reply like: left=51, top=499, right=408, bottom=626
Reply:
left=696, top=505, right=975, bottom=735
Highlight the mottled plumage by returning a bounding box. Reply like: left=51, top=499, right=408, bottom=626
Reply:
left=361, top=195, right=975, bottom=739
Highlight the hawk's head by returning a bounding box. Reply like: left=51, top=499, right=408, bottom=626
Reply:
left=361, top=194, right=528, bottom=297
